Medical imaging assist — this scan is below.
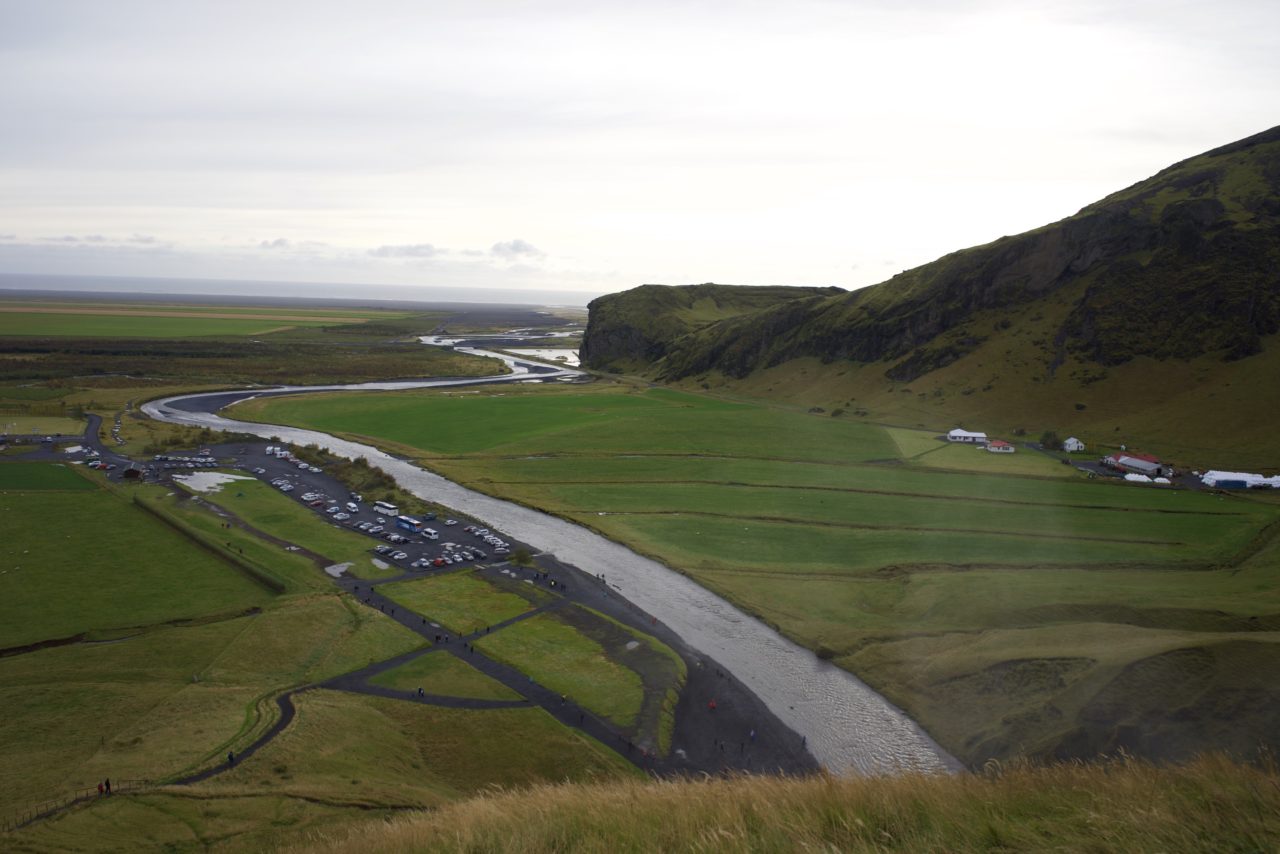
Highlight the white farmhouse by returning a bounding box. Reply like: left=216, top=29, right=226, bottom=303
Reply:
left=1063, top=437, right=1085, bottom=453
left=947, top=428, right=988, bottom=444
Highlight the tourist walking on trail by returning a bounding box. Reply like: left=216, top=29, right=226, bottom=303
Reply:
left=104, top=778, right=111, bottom=795
left=227, top=750, right=235, bottom=766
left=97, top=781, right=103, bottom=796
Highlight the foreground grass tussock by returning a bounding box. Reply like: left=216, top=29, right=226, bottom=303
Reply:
left=289, top=755, right=1280, bottom=853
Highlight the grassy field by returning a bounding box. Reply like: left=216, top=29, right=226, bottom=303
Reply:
left=1, top=460, right=656, bottom=847
left=0, top=300, right=414, bottom=339
left=368, top=651, right=522, bottom=700
left=0, top=460, right=434, bottom=822
left=0, top=461, right=95, bottom=490
left=187, top=477, right=401, bottom=580
left=0, top=312, right=345, bottom=338
left=7, top=690, right=638, bottom=852
left=275, top=755, right=1280, bottom=854
left=240, top=382, right=1280, bottom=765
left=0, top=473, right=275, bottom=648
left=381, top=570, right=550, bottom=633
left=0, top=415, right=86, bottom=436
left=234, top=384, right=902, bottom=463
left=476, top=610, right=645, bottom=728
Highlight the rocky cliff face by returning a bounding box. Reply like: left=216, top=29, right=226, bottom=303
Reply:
left=584, top=125, right=1280, bottom=383
left=579, top=283, right=842, bottom=372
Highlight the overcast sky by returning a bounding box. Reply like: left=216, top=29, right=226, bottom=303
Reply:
left=1, top=0, right=1277, bottom=303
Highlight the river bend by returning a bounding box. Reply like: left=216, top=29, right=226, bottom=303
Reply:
left=142, top=352, right=961, bottom=776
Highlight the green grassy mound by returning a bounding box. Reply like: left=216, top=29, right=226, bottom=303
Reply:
left=368, top=652, right=521, bottom=701
left=284, top=755, right=1280, bottom=854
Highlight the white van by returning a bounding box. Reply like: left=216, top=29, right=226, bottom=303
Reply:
left=422, top=528, right=439, bottom=540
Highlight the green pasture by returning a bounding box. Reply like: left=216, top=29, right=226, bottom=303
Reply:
left=207, top=382, right=1280, bottom=765
left=143, top=487, right=330, bottom=593
left=0, top=299, right=408, bottom=320
left=441, top=452, right=1245, bottom=514
left=190, top=476, right=399, bottom=580
left=538, top=482, right=1258, bottom=556
left=0, top=484, right=274, bottom=648
left=369, top=651, right=522, bottom=701
left=211, top=690, right=637, bottom=806
left=0, top=594, right=423, bottom=818
left=236, top=386, right=901, bottom=463
left=910, top=441, right=1076, bottom=477
left=884, top=426, right=947, bottom=459
left=477, top=609, right=646, bottom=728
left=590, top=513, right=1205, bottom=576
left=381, top=571, right=548, bottom=632
left=0, top=461, right=95, bottom=490
left=0, top=311, right=340, bottom=338
left=0, top=414, right=86, bottom=435
left=0, top=385, right=71, bottom=402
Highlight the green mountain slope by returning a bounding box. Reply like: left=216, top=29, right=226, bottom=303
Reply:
left=580, top=126, right=1280, bottom=461
left=579, top=283, right=842, bottom=373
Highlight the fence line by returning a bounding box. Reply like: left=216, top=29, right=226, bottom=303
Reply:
left=2, top=778, right=151, bottom=833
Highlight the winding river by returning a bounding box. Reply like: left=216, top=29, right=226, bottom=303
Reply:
left=142, top=344, right=961, bottom=776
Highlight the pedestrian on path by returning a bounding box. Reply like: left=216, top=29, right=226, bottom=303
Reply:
left=708, top=699, right=717, bottom=712
left=227, top=750, right=235, bottom=766
left=97, top=782, right=103, bottom=796
left=104, top=778, right=111, bottom=795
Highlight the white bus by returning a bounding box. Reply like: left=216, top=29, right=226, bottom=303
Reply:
left=373, top=500, right=399, bottom=517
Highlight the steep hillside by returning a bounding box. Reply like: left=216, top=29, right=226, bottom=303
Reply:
left=579, top=283, right=842, bottom=373
left=580, top=126, right=1280, bottom=452
left=290, top=756, right=1280, bottom=853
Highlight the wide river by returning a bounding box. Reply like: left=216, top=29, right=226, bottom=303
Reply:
left=143, top=345, right=961, bottom=776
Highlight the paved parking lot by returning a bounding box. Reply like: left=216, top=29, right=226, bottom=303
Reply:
left=213, top=440, right=513, bottom=574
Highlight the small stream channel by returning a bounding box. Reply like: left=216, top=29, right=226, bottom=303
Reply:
left=142, top=344, right=961, bottom=776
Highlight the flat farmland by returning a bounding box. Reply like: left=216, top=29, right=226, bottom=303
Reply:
left=0, top=469, right=274, bottom=647
left=237, top=384, right=1280, bottom=765
left=234, top=385, right=902, bottom=463
left=0, top=310, right=337, bottom=338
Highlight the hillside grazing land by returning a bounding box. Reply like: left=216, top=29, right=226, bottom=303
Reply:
left=580, top=126, right=1280, bottom=469
left=282, top=754, right=1280, bottom=854
left=237, top=383, right=1280, bottom=766
left=1, top=460, right=651, bottom=848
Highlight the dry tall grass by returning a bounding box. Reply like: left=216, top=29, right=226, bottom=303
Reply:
left=285, top=754, right=1280, bottom=853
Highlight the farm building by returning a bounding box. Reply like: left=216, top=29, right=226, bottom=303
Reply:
left=1104, top=453, right=1164, bottom=477
left=948, top=428, right=988, bottom=444
left=986, top=440, right=1015, bottom=453
left=1063, top=437, right=1085, bottom=452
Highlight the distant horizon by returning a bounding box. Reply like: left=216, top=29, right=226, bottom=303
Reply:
left=3, top=3, right=1276, bottom=298
left=0, top=271, right=610, bottom=309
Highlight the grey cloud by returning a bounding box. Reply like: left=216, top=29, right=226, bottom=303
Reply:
left=490, top=239, right=544, bottom=259
left=369, top=243, right=440, bottom=258
left=0, top=234, right=16, bottom=240
left=127, top=233, right=158, bottom=244
left=259, top=238, right=291, bottom=249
